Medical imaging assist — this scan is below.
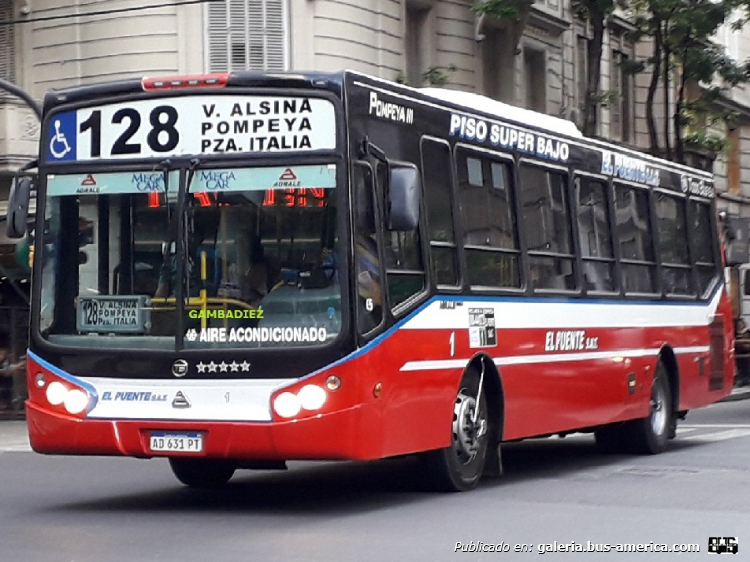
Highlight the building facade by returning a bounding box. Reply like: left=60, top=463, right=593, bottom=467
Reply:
left=2, top=0, right=750, bottom=347
left=0, top=1, right=653, bottom=172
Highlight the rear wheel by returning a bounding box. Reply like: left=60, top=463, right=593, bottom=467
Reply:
left=422, top=370, right=489, bottom=492
left=624, top=362, right=672, bottom=454
left=595, top=362, right=672, bottom=455
left=169, top=457, right=236, bottom=488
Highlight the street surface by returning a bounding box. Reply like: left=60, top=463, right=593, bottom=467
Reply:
left=0, top=400, right=748, bottom=561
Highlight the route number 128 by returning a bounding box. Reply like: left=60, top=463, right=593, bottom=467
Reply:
left=79, top=105, right=180, bottom=158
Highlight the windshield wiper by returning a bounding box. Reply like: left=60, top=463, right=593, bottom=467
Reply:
left=174, top=158, right=202, bottom=349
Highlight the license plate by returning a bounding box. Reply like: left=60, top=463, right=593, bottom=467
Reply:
left=150, top=432, right=203, bottom=453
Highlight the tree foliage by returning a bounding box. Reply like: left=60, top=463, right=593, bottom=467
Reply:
left=629, top=0, right=750, bottom=163
left=473, top=0, right=536, bottom=22
left=475, top=0, right=750, bottom=166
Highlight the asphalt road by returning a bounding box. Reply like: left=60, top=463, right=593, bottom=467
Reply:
left=0, top=399, right=748, bottom=562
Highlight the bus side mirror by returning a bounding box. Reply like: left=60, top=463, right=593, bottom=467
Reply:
left=387, top=163, right=421, bottom=231
left=6, top=176, right=33, bottom=239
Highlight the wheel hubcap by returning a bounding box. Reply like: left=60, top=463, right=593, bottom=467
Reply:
left=650, top=383, right=667, bottom=436
left=452, top=389, right=487, bottom=463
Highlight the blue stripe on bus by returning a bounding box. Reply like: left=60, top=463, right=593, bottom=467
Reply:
left=28, top=349, right=99, bottom=400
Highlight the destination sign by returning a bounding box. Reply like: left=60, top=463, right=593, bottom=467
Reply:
left=46, top=96, right=337, bottom=162
left=76, top=296, right=151, bottom=333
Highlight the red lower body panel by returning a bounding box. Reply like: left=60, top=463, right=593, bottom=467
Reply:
left=26, top=400, right=379, bottom=461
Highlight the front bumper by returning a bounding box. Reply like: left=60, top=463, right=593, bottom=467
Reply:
left=26, top=400, right=376, bottom=461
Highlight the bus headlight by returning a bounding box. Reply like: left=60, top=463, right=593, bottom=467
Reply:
left=64, top=389, right=89, bottom=415
left=298, top=385, right=327, bottom=410
left=273, top=392, right=301, bottom=418
left=46, top=381, right=67, bottom=406
left=45, top=381, right=91, bottom=414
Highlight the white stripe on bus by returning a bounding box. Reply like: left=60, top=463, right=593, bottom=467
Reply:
left=400, top=346, right=710, bottom=372
left=401, top=290, right=723, bottom=331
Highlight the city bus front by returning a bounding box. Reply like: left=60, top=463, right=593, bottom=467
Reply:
left=24, top=74, right=380, bottom=473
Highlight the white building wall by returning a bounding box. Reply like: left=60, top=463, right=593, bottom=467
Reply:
left=304, top=0, right=403, bottom=78
left=28, top=0, right=181, bottom=96
left=433, top=0, right=475, bottom=90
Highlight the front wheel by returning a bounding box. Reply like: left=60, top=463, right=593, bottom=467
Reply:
left=422, top=370, right=489, bottom=492
left=169, top=457, right=236, bottom=488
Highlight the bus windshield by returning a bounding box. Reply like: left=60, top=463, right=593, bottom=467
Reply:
left=38, top=164, right=342, bottom=350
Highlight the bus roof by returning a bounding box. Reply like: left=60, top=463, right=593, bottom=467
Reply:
left=420, top=87, right=583, bottom=139
left=347, top=71, right=712, bottom=181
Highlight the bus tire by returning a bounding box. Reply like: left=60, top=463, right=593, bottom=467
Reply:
left=169, top=457, right=236, bottom=488
left=422, top=369, right=489, bottom=492
left=624, top=362, right=672, bottom=454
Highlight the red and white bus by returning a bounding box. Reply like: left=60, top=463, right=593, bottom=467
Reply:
left=10, top=71, right=734, bottom=491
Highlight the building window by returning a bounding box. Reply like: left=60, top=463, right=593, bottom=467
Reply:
left=524, top=48, right=546, bottom=113
left=207, top=0, right=288, bottom=72
left=611, top=50, right=633, bottom=142
left=482, top=30, right=502, bottom=101
left=0, top=1, right=15, bottom=83
left=405, top=2, right=431, bottom=86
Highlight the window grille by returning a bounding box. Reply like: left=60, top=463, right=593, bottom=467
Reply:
left=0, top=2, right=15, bottom=83
left=207, top=0, right=288, bottom=72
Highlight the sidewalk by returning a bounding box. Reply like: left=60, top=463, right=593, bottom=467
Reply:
left=0, top=420, right=31, bottom=452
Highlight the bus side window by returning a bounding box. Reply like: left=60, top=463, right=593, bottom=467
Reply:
left=614, top=183, right=658, bottom=294
left=421, top=137, right=459, bottom=286
left=655, top=191, right=693, bottom=296
left=575, top=176, right=616, bottom=293
left=353, top=163, right=383, bottom=334
left=378, top=162, right=426, bottom=309
left=456, top=148, right=522, bottom=289
left=688, top=199, right=719, bottom=298
left=519, top=164, right=576, bottom=291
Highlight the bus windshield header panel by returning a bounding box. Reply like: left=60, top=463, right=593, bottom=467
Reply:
left=45, top=95, right=337, bottom=163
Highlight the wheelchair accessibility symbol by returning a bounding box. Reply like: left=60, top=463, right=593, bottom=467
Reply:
left=50, top=120, right=71, bottom=158
left=47, top=112, right=76, bottom=161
